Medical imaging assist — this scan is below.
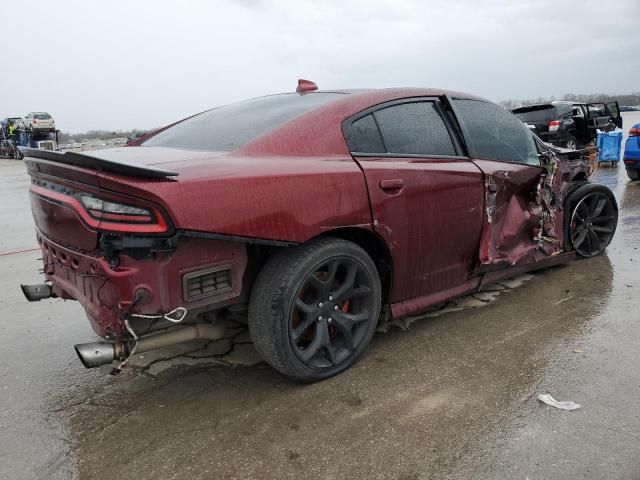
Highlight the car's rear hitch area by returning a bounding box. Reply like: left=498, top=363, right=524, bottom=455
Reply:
left=74, top=322, right=225, bottom=370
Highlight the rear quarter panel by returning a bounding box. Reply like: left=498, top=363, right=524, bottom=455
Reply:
left=97, top=155, right=373, bottom=243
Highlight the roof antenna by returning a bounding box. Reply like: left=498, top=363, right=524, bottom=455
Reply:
left=296, top=79, right=318, bottom=93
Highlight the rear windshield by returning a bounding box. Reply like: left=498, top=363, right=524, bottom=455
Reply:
left=144, top=93, right=345, bottom=151
left=513, top=106, right=554, bottom=123
left=35, top=114, right=51, bottom=120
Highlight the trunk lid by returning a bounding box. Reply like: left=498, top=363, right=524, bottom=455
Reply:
left=23, top=146, right=216, bottom=252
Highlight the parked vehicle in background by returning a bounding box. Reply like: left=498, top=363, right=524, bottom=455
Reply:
left=127, top=131, right=148, bottom=144
left=623, top=123, right=640, bottom=180
left=20, top=82, right=618, bottom=382
left=513, top=101, right=622, bottom=149
left=24, top=112, right=56, bottom=131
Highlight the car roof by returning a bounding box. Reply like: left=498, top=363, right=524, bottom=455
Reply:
left=314, top=87, right=488, bottom=104
left=236, top=87, right=489, bottom=157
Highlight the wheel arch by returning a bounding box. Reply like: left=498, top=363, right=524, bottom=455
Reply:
left=318, top=227, right=393, bottom=304
left=571, top=172, right=588, bottom=182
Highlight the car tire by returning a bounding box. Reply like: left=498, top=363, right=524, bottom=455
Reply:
left=627, top=169, right=639, bottom=181
left=564, top=136, right=578, bottom=150
left=564, top=183, right=618, bottom=258
left=248, top=237, right=381, bottom=382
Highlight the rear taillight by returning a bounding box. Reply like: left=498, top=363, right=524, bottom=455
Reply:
left=548, top=120, right=561, bottom=132
left=32, top=120, right=37, bottom=124
left=30, top=185, right=170, bottom=234
left=80, top=195, right=153, bottom=223
left=629, top=127, right=640, bottom=137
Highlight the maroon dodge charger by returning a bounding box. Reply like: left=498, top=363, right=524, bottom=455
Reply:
left=21, top=80, right=617, bottom=381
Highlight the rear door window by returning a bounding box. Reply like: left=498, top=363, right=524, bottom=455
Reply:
left=373, top=101, right=457, bottom=156
left=345, top=114, right=385, bottom=153
left=454, top=99, right=539, bottom=166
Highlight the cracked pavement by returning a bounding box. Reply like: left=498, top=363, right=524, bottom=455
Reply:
left=1, top=116, right=640, bottom=480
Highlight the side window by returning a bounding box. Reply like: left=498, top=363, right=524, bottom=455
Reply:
left=374, top=102, right=457, bottom=156
left=345, top=114, right=385, bottom=153
left=453, top=99, right=539, bottom=166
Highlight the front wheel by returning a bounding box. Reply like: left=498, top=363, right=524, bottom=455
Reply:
left=565, top=183, right=618, bottom=258
left=249, top=237, right=381, bottom=382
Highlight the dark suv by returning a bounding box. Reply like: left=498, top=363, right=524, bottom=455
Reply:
left=513, top=101, right=622, bottom=149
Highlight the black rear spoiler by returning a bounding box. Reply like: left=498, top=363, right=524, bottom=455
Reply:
left=19, top=147, right=178, bottom=180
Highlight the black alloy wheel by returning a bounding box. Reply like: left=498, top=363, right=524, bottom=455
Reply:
left=249, top=237, right=381, bottom=382
left=290, top=257, right=376, bottom=369
left=568, top=185, right=618, bottom=257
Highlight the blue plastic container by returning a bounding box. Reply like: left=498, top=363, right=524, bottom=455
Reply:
left=596, top=131, right=623, bottom=163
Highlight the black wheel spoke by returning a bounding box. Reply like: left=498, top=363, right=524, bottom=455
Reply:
left=585, top=229, right=593, bottom=253
left=326, top=260, right=339, bottom=286
left=331, top=263, right=358, bottom=301
left=588, top=229, right=601, bottom=253
left=592, top=215, right=615, bottom=224
left=321, top=323, right=337, bottom=365
left=333, top=310, right=369, bottom=325
left=293, top=313, right=317, bottom=341
left=591, top=225, right=613, bottom=233
left=577, top=202, right=590, bottom=220
left=572, top=228, right=588, bottom=247
left=592, top=197, right=607, bottom=217
left=294, top=297, right=315, bottom=315
left=297, top=328, right=323, bottom=361
left=307, top=274, right=326, bottom=295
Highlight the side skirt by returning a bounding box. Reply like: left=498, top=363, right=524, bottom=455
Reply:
left=389, top=252, right=575, bottom=320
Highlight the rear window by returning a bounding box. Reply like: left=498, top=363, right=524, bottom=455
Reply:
left=374, top=102, right=456, bottom=156
left=513, top=106, right=554, bottom=123
left=35, top=114, right=51, bottom=120
left=144, top=93, right=344, bottom=151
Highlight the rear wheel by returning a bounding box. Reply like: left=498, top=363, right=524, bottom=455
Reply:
left=627, top=169, right=639, bottom=181
left=249, top=237, right=381, bottom=382
left=565, top=184, right=618, bottom=258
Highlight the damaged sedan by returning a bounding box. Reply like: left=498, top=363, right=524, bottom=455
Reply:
left=20, top=81, right=618, bottom=382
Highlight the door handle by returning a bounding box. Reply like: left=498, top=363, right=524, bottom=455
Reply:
left=379, top=179, right=404, bottom=191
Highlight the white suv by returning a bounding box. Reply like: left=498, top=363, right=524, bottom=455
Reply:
left=24, top=112, right=55, bottom=131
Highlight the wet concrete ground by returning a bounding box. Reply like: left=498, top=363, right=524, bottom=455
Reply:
left=1, top=132, right=639, bottom=479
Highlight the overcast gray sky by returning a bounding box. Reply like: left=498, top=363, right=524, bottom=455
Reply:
left=2, top=0, right=638, bottom=132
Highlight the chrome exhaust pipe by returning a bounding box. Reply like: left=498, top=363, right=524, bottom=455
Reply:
left=20, top=283, right=52, bottom=302
left=74, top=323, right=225, bottom=369
left=74, top=342, right=124, bottom=369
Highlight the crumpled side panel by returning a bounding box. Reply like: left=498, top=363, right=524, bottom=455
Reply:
left=478, top=153, right=576, bottom=267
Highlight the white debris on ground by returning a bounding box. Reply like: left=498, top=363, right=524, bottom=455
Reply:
left=537, top=393, right=582, bottom=411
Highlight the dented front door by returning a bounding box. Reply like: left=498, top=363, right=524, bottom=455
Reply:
left=449, top=97, right=564, bottom=269
left=471, top=159, right=549, bottom=266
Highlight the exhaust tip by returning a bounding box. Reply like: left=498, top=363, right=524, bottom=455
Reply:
left=20, top=283, right=52, bottom=302
left=74, top=342, right=116, bottom=368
